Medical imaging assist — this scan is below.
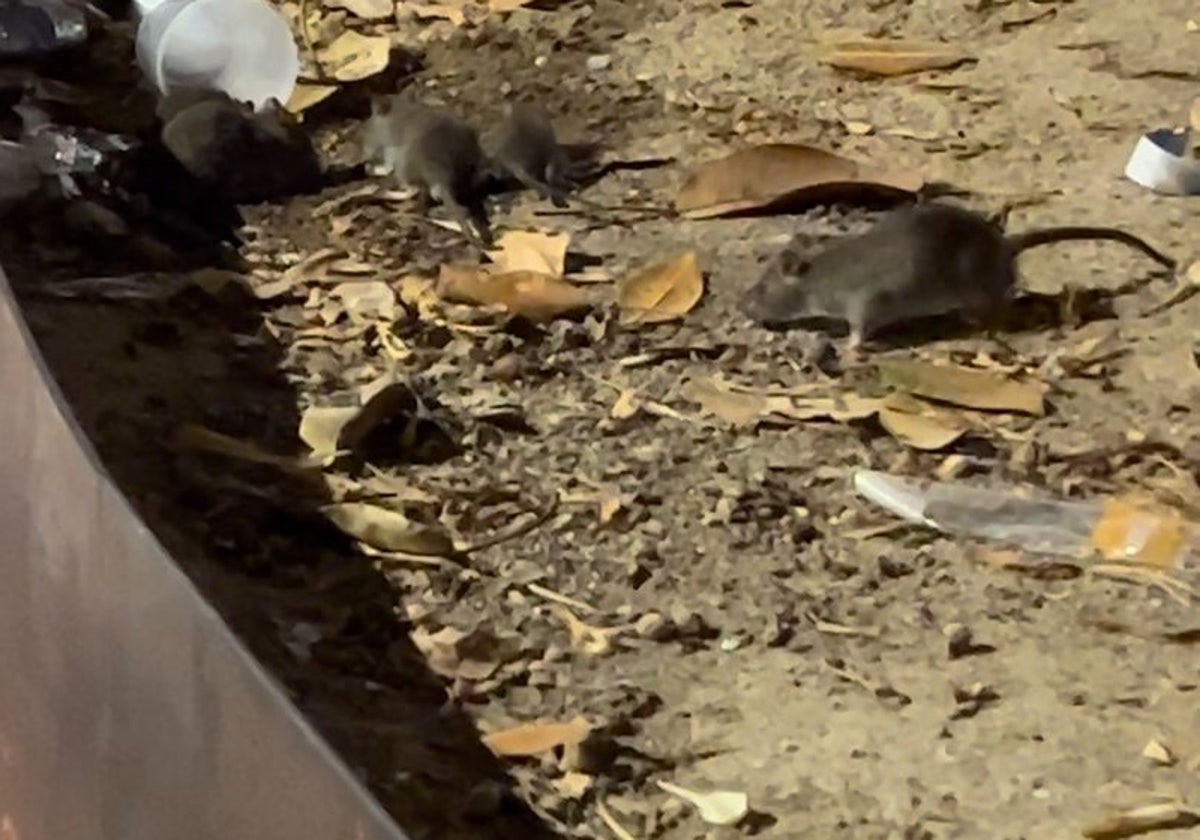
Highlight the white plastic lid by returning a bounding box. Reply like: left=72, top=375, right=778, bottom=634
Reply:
left=134, top=0, right=299, bottom=111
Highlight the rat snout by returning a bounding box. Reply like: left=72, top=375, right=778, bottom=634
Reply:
left=741, top=272, right=810, bottom=327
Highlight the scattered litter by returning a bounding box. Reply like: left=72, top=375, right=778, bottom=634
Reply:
left=1124, top=128, right=1200, bottom=195
left=616, top=251, right=704, bottom=325
left=656, top=780, right=749, bottom=827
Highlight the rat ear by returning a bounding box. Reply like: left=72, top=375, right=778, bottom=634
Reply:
left=778, top=249, right=809, bottom=276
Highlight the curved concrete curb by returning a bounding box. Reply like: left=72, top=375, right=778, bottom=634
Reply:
left=0, top=266, right=407, bottom=840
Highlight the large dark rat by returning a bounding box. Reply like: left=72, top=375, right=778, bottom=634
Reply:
left=743, top=201, right=1175, bottom=349
left=158, top=91, right=324, bottom=204
left=361, top=95, right=493, bottom=248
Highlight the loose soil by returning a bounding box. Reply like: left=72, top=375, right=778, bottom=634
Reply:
left=6, top=1, right=1200, bottom=839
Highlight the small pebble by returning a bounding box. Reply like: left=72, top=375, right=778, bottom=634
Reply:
left=586, top=54, right=611, bottom=71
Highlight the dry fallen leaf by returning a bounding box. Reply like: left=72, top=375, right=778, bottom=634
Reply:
left=285, top=83, right=338, bottom=114
left=680, top=377, right=769, bottom=427
left=438, top=265, right=592, bottom=322
left=328, top=0, right=392, bottom=18
left=482, top=716, right=592, bottom=757
left=407, top=2, right=466, bottom=25
left=877, top=393, right=970, bottom=451
left=617, top=251, right=704, bottom=324
left=319, top=31, right=392, bottom=82
left=321, top=502, right=455, bottom=555
left=821, top=38, right=976, bottom=77
left=675, top=143, right=922, bottom=219
left=298, top=405, right=358, bottom=461
left=656, top=781, right=749, bottom=826
left=330, top=279, right=397, bottom=322
left=486, top=229, right=570, bottom=276
left=877, top=358, right=1047, bottom=415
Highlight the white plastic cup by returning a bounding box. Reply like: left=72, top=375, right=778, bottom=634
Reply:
left=134, top=0, right=299, bottom=112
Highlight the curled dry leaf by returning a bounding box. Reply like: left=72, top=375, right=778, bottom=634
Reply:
left=656, top=781, right=749, bottom=826
left=675, top=143, right=922, bottom=219
left=821, top=38, right=976, bottom=77
left=877, top=358, right=1047, bottom=416
left=438, top=265, right=592, bottom=323
left=680, top=377, right=769, bottom=427
left=319, top=31, right=392, bottom=82
left=486, top=229, right=570, bottom=276
left=617, top=251, right=703, bottom=325
left=321, top=502, right=455, bottom=555
left=482, top=716, right=592, bottom=757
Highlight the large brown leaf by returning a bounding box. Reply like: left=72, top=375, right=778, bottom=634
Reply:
left=675, top=144, right=922, bottom=219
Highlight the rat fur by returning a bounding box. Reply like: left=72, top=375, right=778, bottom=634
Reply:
left=487, top=102, right=574, bottom=207
left=159, top=92, right=323, bottom=204
left=744, top=201, right=1175, bottom=348
left=362, top=96, right=493, bottom=248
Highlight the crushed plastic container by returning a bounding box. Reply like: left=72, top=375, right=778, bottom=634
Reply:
left=854, top=469, right=1199, bottom=579
left=133, top=0, right=299, bottom=111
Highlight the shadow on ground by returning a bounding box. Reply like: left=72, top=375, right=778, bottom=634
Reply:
left=0, top=69, right=561, bottom=840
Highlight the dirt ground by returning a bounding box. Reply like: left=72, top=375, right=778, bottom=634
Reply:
left=7, top=0, right=1200, bottom=838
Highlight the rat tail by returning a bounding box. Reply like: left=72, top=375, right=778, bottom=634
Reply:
left=1007, top=227, right=1175, bottom=269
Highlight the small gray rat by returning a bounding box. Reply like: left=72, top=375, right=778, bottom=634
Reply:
left=487, top=102, right=573, bottom=207
left=743, top=201, right=1175, bottom=350
left=362, top=95, right=493, bottom=248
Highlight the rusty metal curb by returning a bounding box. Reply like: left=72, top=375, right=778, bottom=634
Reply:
left=0, top=266, right=408, bottom=840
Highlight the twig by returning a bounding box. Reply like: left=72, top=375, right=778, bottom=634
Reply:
left=526, top=583, right=596, bottom=615
left=456, top=494, right=559, bottom=556
left=596, top=799, right=640, bottom=840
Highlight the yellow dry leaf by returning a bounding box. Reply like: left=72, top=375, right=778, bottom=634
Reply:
left=298, top=405, right=358, bottom=460
left=617, top=251, right=703, bottom=325
left=680, top=378, right=768, bottom=427
left=320, top=31, right=392, bottom=82
left=611, top=389, right=640, bottom=419
left=877, top=396, right=969, bottom=451
left=675, top=143, right=922, bottom=219
left=438, top=265, right=592, bottom=322
left=285, top=83, right=338, bottom=114
left=482, top=716, right=591, bottom=757
left=321, top=502, right=455, bottom=555
left=486, top=229, right=570, bottom=276
left=821, top=38, right=976, bottom=77
left=877, top=358, right=1047, bottom=416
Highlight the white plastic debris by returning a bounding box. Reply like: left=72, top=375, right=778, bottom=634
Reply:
left=133, top=0, right=299, bottom=111
left=1123, top=128, right=1200, bottom=195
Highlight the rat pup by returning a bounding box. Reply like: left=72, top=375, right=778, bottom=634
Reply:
left=487, top=102, right=574, bottom=207
left=744, top=201, right=1175, bottom=351
left=362, top=96, right=493, bottom=248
